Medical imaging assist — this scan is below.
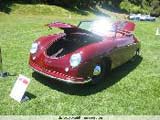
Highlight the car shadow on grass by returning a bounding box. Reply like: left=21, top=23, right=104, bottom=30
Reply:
left=32, top=56, right=142, bottom=96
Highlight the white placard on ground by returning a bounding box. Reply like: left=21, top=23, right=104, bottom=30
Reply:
left=156, top=27, right=160, bottom=35
left=10, top=74, right=30, bottom=103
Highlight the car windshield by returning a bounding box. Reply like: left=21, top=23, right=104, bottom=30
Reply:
left=78, top=18, right=116, bottom=37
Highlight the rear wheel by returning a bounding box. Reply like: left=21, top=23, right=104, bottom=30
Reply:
left=135, top=49, right=140, bottom=56
left=130, top=49, right=140, bottom=62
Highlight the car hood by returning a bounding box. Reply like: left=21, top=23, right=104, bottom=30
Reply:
left=47, top=21, right=77, bottom=29
left=47, top=21, right=102, bottom=38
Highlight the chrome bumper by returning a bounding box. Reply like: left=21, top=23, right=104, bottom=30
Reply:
left=31, top=66, right=92, bottom=84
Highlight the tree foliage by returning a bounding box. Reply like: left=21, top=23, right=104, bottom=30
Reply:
left=120, top=0, right=160, bottom=16
left=1, top=0, right=160, bottom=16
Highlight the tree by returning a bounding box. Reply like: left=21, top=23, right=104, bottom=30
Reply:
left=151, top=0, right=160, bottom=16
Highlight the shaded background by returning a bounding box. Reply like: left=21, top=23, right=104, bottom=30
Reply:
left=0, top=0, right=160, bottom=16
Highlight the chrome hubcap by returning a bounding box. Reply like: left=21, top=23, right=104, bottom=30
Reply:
left=93, top=65, right=101, bottom=76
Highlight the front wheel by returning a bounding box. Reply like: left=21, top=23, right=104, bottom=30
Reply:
left=90, top=60, right=107, bottom=85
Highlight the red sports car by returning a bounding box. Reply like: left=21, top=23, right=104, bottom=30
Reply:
left=29, top=18, right=140, bottom=84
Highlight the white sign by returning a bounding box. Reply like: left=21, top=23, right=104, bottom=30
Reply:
left=156, top=27, right=160, bottom=36
left=10, top=74, right=30, bottom=102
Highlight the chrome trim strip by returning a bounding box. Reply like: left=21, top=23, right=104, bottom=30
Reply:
left=30, top=66, right=91, bottom=84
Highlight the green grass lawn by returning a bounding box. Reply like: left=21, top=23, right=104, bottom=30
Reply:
left=0, top=4, right=160, bottom=115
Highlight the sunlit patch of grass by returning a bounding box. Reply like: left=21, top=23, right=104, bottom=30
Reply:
left=9, top=3, right=94, bottom=17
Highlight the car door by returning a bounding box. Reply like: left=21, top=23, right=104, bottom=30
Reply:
left=110, top=21, right=137, bottom=69
left=110, top=35, right=132, bottom=69
left=124, top=34, right=138, bottom=59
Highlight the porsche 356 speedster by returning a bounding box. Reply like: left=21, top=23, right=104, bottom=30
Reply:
left=29, top=18, right=140, bottom=84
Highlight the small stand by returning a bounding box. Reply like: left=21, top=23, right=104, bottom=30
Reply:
left=0, top=72, right=9, bottom=77
left=21, top=95, right=30, bottom=102
left=0, top=47, right=10, bottom=78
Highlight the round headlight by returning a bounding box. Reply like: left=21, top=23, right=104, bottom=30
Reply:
left=70, top=53, right=82, bottom=68
left=30, top=43, right=38, bottom=54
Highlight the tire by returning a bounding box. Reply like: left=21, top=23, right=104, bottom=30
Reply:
left=135, top=49, right=140, bottom=56
left=90, top=60, right=107, bottom=85
left=130, top=49, right=140, bottom=62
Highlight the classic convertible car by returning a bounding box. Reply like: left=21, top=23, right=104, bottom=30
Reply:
left=29, top=18, right=140, bottom=84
